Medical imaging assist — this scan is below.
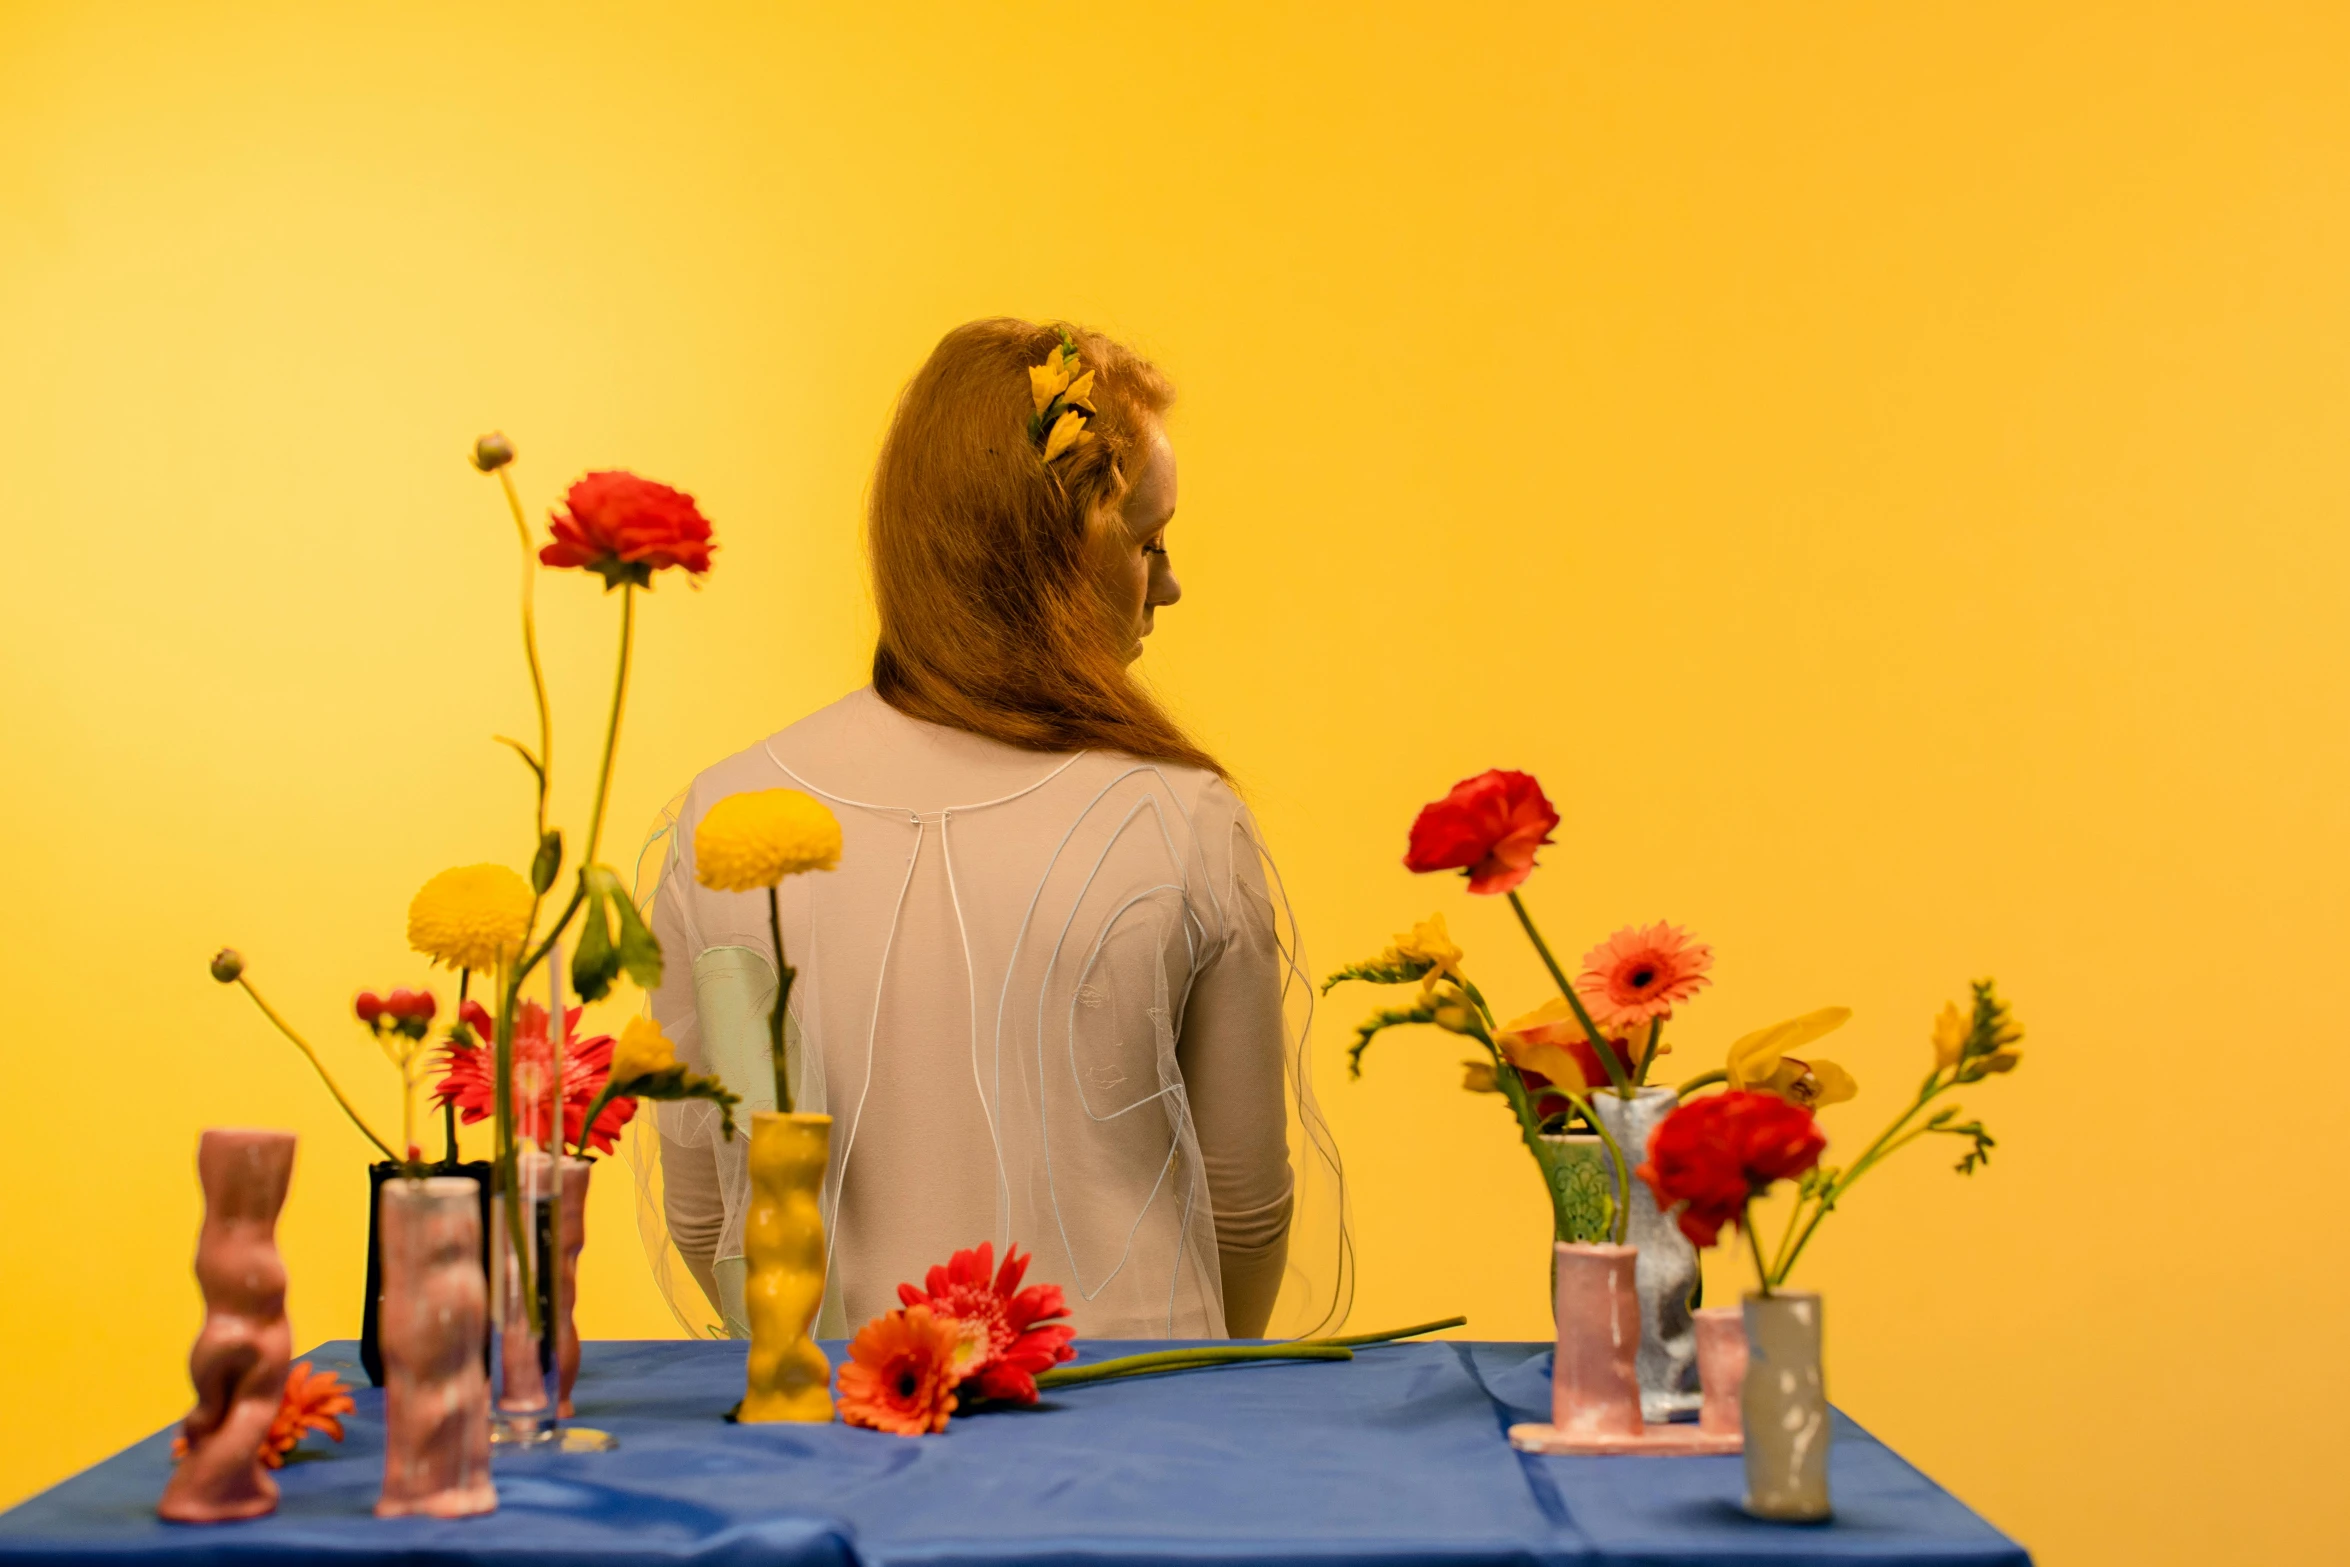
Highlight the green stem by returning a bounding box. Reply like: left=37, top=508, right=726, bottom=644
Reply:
left=581, top=583, right=635, bottom=871
left=577, top=1080, right=625, bottom=1159
left=1574, top=1095, right=1635, bottom=1245
left=1305, top=1315, right=1466, bottom=1348
left=443, top=969, right=468, bottom=1168
left=1635, top=1018, right=1662, bottom=1086
left=1767, top=1189, right=1810, bottom=1283
left=1773, top=1076, right=1949, bottom=1285
left=491, top=973, right=538, bottom=1336
left=233, top=978, right=396, bottom=1160
left=768, top=885, right=795, bottom=1115
left=495, top=467, right=553, bottom=845
left=1035, top=1344, right=1352, bottom=1389
left=1505, top=891, right=1631, bottom=1096
left=1744, top=1200, right=1773, bottom=1297
left=1675, top=1069, right=1728, bottom=1099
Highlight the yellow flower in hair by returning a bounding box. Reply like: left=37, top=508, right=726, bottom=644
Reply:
left=1030, top=354, right=1074, bottom=415
left=694, top=789, right=843, bottom=892
left=1042, top=408, right=1091, bottom=461
left=610, top=1015, right=680, bottom=1084
left=407, top=863, right=533, bottom=971
left=1063, top=368, right=1096, bottom=413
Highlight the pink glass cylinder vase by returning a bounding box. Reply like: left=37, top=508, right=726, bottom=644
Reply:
left=493, top=1153, right=554, bottom=1439
left=157, top=1129, right=296, bottom=1524
left=376, top=1176, right=496, bottom=1519
left=555, top=1156, right=590, bottom=1419
left=1550, top=1243, right=1643, bottom=1439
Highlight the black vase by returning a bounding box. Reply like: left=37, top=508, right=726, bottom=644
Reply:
left=361, top=1159, right=496, bottom=1387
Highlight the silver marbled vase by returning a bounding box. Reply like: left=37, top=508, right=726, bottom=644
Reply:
left=1588, top=1086, right=1700, bottom=1422
left=1742, top=1292, right=1831, bottom=1521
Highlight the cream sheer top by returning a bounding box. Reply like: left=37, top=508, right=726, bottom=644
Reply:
left=643, top=688, right=1344, bottom=1340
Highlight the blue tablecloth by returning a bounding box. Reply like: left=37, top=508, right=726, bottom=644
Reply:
left=0, top=1339, right=2028, bottom=1567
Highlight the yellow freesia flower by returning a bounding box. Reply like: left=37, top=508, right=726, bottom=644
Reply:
left=1460, top=1059, right=1500, bottom=1094
left=1930, top=1000, right=1969, bottom=1070
left=1063, top=368, right=1097, bottom=413
left=1041, top=408, right=1090, bottom=461
left=610, top=1015, right=679, bottom=1084
left=1392, top=913, right=1466, bottom=993
left=694, top=789, right=843, bottom=893
left=1428, top=984, right=1481, bottom=1037
left=407, top=863, right=533, bottom=972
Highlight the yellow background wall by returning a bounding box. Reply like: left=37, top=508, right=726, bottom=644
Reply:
left=2, top=3, right=2343, bottom=1561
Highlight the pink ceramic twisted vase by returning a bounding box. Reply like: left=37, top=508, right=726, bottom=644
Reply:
left=376, top=1176, right=496, bottom=1519
left=157, top=1129, right=295, bottom=1524
left=1550, top=1243, right=1643, bottom=1439
left=555, top=1156, right=589, bottom=1418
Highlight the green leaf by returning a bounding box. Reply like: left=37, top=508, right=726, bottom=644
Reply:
left=608, top=874, right=665, bottom=992
left=532, top=830, right=564, bottom=895
left=570, top=882, right=619, bottom=1003
left=493, top=735, right=546, bottom=790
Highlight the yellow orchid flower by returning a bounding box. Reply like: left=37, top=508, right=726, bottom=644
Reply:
left=1496, top=1030, right=1590, bottom=1098
left=1030, top=354, right=1074, bottom=415
left=1041, top=408, right=1090, bottom=461
left=1724, top=1006, right=1852, bottom=1087
left=1930, top=1000, right=1969, bottom=1071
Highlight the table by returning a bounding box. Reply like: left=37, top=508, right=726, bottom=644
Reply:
left=0, top=1339, right=2029, bottom=1567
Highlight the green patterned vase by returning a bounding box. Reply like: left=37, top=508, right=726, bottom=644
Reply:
left=1533, top=1132, right=1615, bottom=1244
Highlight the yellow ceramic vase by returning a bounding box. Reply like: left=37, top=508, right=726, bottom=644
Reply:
left=738, top=1111, right=834, bottom=1423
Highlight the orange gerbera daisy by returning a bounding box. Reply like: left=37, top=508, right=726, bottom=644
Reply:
left=1575, top=921, right=1714, bottom=1031
left=837, top=1305, right=963, bottom=1437
left=174, top=1361, right=353, bottom=1468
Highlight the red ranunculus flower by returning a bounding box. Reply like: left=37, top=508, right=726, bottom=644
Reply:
left=1636, top=1090, right=1827, bottom=1248
left=895, top=1242, right=1076, bottom=1406
left=1402, top=769, right=1560, bottom=895
left=540, top=471, right=715, bottom=590
left=436, top=999, right=637, bottom=1155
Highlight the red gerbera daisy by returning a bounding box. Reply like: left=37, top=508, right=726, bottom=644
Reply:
left=895, top=1242, right=1076, bottom=1406
left=435, top=999, right=637, bottom=1155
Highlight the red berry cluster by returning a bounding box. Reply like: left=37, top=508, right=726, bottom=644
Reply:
left=355, top=987, right=438, bottom=1041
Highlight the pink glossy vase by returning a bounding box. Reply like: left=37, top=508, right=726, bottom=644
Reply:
left=555, top=1157, right=589, bottom=1418
left=1550, top=1243, right=1643, bottom=1439
left=376, top=1176, right=496, bottom=1519
left=157, top=1129, right=296, bottom=1524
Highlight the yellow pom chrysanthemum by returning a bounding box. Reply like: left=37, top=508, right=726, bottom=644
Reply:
left=407, top=863, right=533, bottom=971
left=694, top=789, right=843, bottom=893
left=611, top=1015, right=680, bottom=1084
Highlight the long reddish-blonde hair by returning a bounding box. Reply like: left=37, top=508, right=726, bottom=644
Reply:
left=868, top=318, right=1223, bottom=776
